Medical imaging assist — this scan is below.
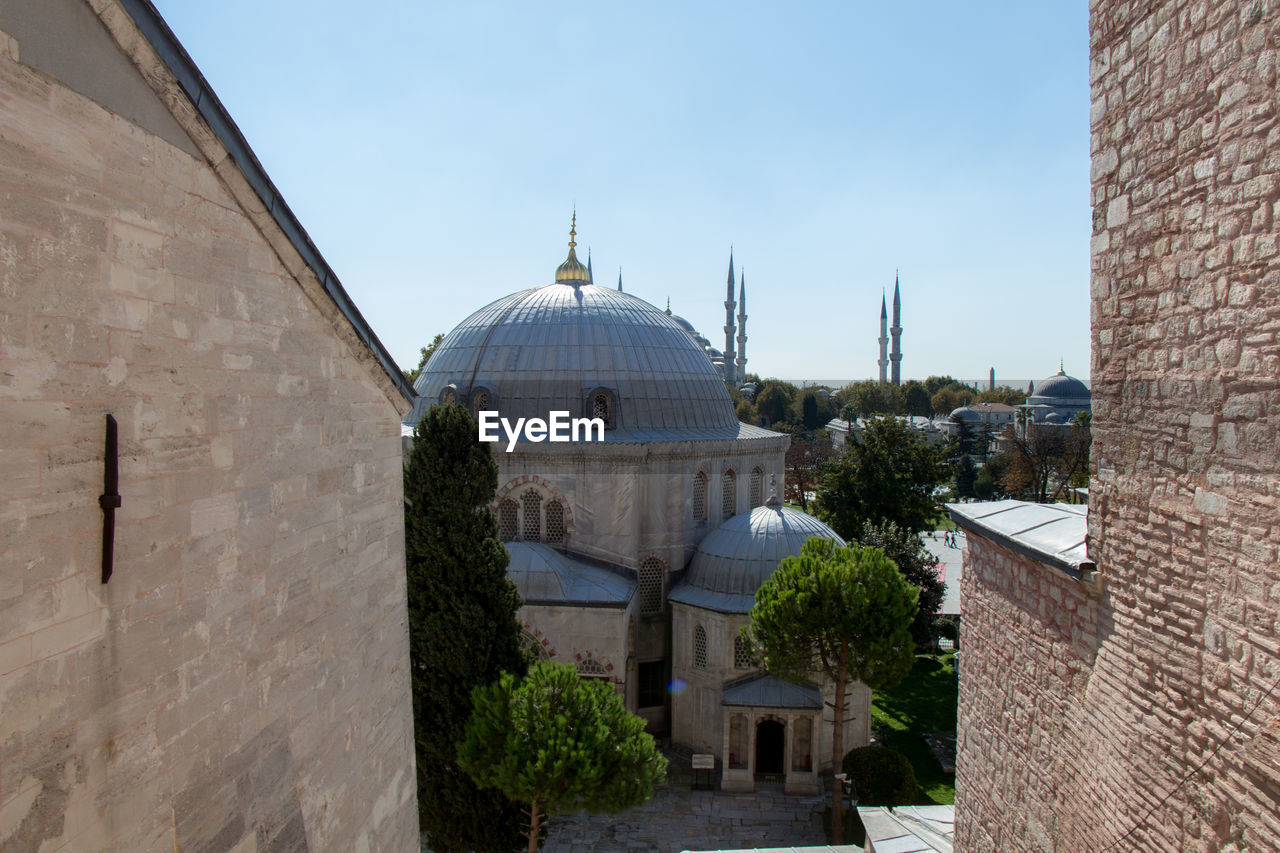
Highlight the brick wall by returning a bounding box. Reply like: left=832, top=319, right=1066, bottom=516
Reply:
left=0, top=7, right=417, bottom=851
left=958, top=2, right=1280, bottom=850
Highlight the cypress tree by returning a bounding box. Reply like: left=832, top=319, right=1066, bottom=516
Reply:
left=404, top=403, right=527, bottom=852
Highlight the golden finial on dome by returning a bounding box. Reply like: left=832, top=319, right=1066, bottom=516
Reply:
left=555, top=209, right=590, bottom=284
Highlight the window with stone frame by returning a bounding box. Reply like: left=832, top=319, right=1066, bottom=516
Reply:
left=545, top=500, right=565, bottom=544
left=498, top=498, right=518, bottom=541
left=521, top=489, right=542, bottom=540
left=729, top=715, right=748, bottom=768
left=749, top=467, right=763, bottom=508
left=472, top=389, right=490, bottom=414
left=693, top=625, right=708, bottom=670
left=638, top=557, right=665, bottom=616
left=791, top=717, right=813, bottom=771
left=577, top=658, right=608, bottom=678
left=733, top=635, right=752, bottom=669
left=593, top=392, right=610, bottom=427
left=692, top=471, right=707, bottom=523
left=722, top=470, right=737, bottom=519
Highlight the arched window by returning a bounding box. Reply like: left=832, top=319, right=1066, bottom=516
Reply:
left=693, top=625, right=708, bottom=670
left=521, top=489, right=542, bottom=541
left=545, top=500, right=565, bottom=544
left=577, top=658, right=609, bottom=679
left=734, top=635, right=752, bottom=669
left=521, top=630, right=549, bottom=661
left=722, top=470, right=737, bottom=519
left=498, top=499, right=518, bottom=541
left=439, top=384, right=457, bottom=405
left=749, top=467, right=763, bottom=508
left=587, top=387, right=616, bottom=430
left=472, top=388, right=490, bottom=415
left=638, top=557, right=665, bottom=616
left=692, top=471, right=707, bottom=523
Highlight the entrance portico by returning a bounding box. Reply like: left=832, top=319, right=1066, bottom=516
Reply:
left=719, top=674, right=822, bottom=795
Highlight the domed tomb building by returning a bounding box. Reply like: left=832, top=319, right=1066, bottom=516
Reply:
left=1026, top=364, right=1091, bottom=425
left=668, top=493, right=867, bottom=794
left=403, top=222, right=867, bottom=785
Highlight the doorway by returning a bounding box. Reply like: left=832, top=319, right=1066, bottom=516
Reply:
left=755, top=719, right=785, bottom=777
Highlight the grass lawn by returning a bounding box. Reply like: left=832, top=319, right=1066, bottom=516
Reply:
left=870, top=652, right=958, bottom=804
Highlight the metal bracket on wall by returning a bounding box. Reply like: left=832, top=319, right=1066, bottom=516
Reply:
left=99, top=414, right=121, bottom=583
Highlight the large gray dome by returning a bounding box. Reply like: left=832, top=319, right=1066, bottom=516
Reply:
left=404, top=282, right=742, bottom=436
left=669, top=498, right=845, bottom=613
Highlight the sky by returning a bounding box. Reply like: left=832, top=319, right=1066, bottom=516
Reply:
left=151, top=1, right=1091, bottom=385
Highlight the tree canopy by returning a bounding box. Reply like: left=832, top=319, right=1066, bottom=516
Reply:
left=743, top=537, right=918, bottom=842
left=815, top=416, right=948, bottom=537
left=405, top=403, right=528, bottom=852
left=402, top=331, right=445, bottom=385
left=458, top=661, right=668, bottom=853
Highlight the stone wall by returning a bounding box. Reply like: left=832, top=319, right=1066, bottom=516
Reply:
left=0, top=4, right=417, bottom=851
left=958, top=1, right=1280, bottom=850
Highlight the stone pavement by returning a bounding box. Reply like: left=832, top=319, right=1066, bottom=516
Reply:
left=541, top=751, right=830, bottom=852
left=922, top=528, right=964, bottom=616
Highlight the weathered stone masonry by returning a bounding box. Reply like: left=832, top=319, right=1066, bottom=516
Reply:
left=958, top=1, right=1280, bottom=851
left=0, top=2, right=418, bottom=850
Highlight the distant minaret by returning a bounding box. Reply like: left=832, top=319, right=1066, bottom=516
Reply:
left=723, top=250, right=737, bottom=384
left=587, top=248, right=594, bottom=284
left=989, top=367, right=995, bottom=391
left=617, top=268, right=623, bottom=291
left=878, top=292, right=889, bottom=383
left=735, top=271, right=748, bottom=383
left=890, top=273, right=903, bottom=385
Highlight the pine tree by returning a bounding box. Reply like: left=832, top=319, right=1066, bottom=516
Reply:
left=404, top=403, right=527, bottom=852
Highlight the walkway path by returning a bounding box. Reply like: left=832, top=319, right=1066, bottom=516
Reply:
left=542, top=751, right=830, bottom=853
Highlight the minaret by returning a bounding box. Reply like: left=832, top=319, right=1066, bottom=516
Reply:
left=735, top=270, right=747, bottom=383
left=587, top=248, right=594, bottom=284
left=878, top=292, right=889, bottom=383
left=617, top=268, right=623, bottom=291
left=723, top=250, right=737, bottom=385
left=989, top=367, right=995, bottom=391
left=890, top=273, right=903, bottom=385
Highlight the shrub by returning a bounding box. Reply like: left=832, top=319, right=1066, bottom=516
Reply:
left=842, top=745, right=917, bottom=806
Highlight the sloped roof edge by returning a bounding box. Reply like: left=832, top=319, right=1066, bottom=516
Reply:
left=116, top=0, right=415, bottom=405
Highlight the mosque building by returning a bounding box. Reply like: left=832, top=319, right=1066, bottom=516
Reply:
left=402, top=219, right=867, bottom=792
left=658, top=251, right=749, bottom=386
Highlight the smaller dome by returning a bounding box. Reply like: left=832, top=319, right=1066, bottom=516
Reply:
left=670, top=314, right=697, bottom=333
left=950, top=406, right=981, bottom=421
left=1044, top=412, right=1067, bottom=424
left=669, top=498, right=844, bottom=613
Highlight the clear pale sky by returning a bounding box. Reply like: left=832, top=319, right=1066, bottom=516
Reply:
left=152, top=1, right=1090, bottom=384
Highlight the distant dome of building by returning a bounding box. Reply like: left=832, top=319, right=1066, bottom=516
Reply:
left=1033, top=369, right=1090, bottom=401
left=1026, top=364, right=1091, bottom=425
left=668, top=496, right=845, bottom=613
left=950, top=406, right=982, bottom=422
left=404, top=266, right=741, bottom=436
left=670, top=314, right=697, bottom=333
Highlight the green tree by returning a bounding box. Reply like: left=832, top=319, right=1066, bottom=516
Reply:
left=742, top=538, right=918, bottom=843
left=754, top=380, right=797, bottom=427
left=902, top=380, right=933, bottom=417
left=801, top=392, right=823, bottom=431
left=458, top=661, right=668, bottom=853
left=405, top=403, right=528, bottom=853
left=403, top=332, right=445, bottom=385
left=815, top=416, right=948, bottom=537
left=853, top=520, right=944, bottom=647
